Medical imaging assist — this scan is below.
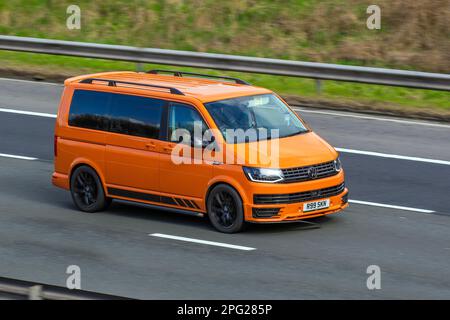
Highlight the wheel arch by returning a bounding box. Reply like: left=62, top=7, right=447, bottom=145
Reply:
left=69, top=158, right=107, bottom=192
left=205, top=179, right=246, bottom=215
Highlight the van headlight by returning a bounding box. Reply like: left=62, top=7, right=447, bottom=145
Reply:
left=334, top=157, right=342, bottom=172
left=243, top=167, right=284, bottom=183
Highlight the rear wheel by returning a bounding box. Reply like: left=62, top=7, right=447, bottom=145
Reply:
left=207, top=184, right=244, bottom=233
left=70, top=166, right=111, bottom=213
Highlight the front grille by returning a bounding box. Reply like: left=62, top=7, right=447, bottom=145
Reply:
left=254, top=183, right=345, bottom=205
left=281, top=161, right=337, bottom=183
left=252, top=208, right=281, bottom=218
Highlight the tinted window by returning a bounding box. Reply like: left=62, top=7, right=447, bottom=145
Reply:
left=110, top=94, right=164, bottom=139
left=68, top=90, right=110, bottom=131
left=168, top=103, right=207, bottom=144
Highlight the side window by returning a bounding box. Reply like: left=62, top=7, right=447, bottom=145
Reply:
left=168, top=103, right=207, bottom=144
left=110, top=94, right=164, bottom=139
left=68, top=90, right=110, bottom=131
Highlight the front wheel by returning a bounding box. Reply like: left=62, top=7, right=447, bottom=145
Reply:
left=70, top=166, right=111, bottom=213
left=207, top=184, right=244, bottom=233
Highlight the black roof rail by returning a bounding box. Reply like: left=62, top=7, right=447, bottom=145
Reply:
left=79, top=78, right=184, bottom=95
left=147, top=69, right=251, bottom=85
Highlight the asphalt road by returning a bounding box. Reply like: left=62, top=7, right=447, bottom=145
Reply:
left=0, top=78, right=449, bottom=299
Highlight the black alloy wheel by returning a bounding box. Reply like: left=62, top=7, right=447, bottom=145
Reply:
left=207, top=184, right=244, bottom=233
left=70, top=166, right=110, bottom=213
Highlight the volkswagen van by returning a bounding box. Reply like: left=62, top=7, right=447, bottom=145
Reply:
left=52, top=70, right=348, bottom=233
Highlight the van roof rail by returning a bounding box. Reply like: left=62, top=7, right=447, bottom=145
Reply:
left=79, top=78, right=184, bottom=95
left=147, top=69, right=251, bottom=85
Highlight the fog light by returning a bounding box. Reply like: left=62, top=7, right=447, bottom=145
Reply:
left=252, top=208, right=281, bottom=218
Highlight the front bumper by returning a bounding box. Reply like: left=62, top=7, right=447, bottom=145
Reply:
left=243, top=171, right=348, bottom=222
left=246, top=188, right=348, bottom=222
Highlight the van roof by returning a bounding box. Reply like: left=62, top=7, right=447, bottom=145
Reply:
left=65, top=71, right=272, bottom=103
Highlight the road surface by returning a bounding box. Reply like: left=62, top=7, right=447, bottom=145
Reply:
left=0, top=77, right=449, bottom=299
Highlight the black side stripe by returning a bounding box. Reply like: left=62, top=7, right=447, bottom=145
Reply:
left=108, top=188, right=159, bottom=203
left=108, top=188, right=201, bottom=210
left=160, top=196, right=177, bottom=206
left=174, top=198, right=186, bottom=207
left=190, top=201, right=200, bottom=209
left=183, top=199, right=194, bottom=208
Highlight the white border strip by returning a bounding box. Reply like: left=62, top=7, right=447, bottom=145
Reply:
left=0, top=108, right=56, bottom=118
left=293, top=107, right=450, bottom=129
left=336, top=147, right=450, bottom=166
left=149, top=233, right=256, bottom=251
left=0, top=153, right=37, bottom=161
left=349, top=199, right=434, bottom=213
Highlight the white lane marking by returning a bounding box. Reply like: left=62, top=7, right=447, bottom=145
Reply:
left=293, top=107, right=450, bottom=129
left=349, top=200, right=434, bottom=213
left=0, top=108, right=56, bottom=118
left=0, top=77, right=62, bottom=86
left=0, top=152, right=437, bottom=213
left=0, top=153, right=37, bottom=160
left=149, top=233, right=256, bottom=251
left=336, top=147, right=450, bottom=166
left=1, top=107, right=449, bottom=166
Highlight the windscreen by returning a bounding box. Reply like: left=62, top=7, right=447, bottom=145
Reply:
left=205, top=94, right=308, bottom=143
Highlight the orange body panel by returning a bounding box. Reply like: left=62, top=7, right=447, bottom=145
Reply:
left=53, top=71, right=348, bottom=223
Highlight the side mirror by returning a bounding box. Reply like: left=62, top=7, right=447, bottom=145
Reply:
left=192, top=135, right=216, bottom=149
left=203, top=135, right=216, bottom=149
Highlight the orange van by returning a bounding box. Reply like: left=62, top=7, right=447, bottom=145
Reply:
left=52, top=70, right=348, bottom=233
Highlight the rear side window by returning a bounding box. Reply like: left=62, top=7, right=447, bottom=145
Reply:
left=110, top=94, right=164, bottom=139
left=68, top=90, right=110, bottom=131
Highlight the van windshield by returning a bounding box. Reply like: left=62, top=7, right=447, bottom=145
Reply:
left=205, top=94, right=308, bottom=143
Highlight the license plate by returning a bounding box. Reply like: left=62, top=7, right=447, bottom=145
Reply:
left=303, top=199, right=330, bottom=212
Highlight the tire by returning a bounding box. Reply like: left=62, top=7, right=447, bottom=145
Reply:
left=70, top=166, right=111, bottom=213
left=207, top=184, right=245, bottom=233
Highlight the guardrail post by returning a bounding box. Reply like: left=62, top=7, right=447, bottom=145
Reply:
left=315, top=79, right=323, bottom=95
left=29, top=285, right=43, bottom=300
